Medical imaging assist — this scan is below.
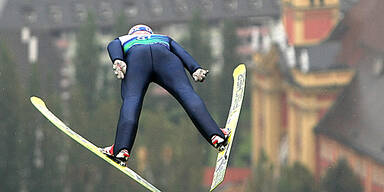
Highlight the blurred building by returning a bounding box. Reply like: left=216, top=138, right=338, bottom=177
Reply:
left=252, top=0, right=384, bottom=191
left=315, top=0, right=384, bottom=191
left=0, top=0, right=280, bottom=97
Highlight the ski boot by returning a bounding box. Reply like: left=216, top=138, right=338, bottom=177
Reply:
left=211, top=128, right=231, bottom=152
left=99, top=144, right=130, bottom=167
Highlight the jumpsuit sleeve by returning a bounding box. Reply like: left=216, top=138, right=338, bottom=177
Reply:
left=107, top=39, right=124, bottom=63
left=170, top=38, right=202, bottom=75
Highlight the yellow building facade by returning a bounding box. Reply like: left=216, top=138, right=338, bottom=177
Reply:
left=251, top=47, right=354, bottom=172
left=252, top=47, right=284, bottom=165
left=251, top=0, right=355, bottom=173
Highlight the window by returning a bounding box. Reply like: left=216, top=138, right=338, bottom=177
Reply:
left=372, top=165, right=382, bottom=185
left=300, top=49, right=309, bottom=73
left=251, top=28, right=260, bottom=51
left=149, top=0, right=163, bottom=16
left=286, top=46, right=296, bottom=68
left=259, top=108, right=265, bottom=147
left=100, top=2, right=113, bottom=22
left=48, top=4, right=63, bottom=24
left=354, top=158, right=366, bottom=177
left=73, top=3, right=87, bottom=22
left=295, top=111, right=302, bottom=158
left=257, top=89, right=265, bottom=148
left=261, top=34, right=271, bottom=53
left=279, top=135, right=289, bottom=164
left=174, top=0, right=187, bottom=14
left=123, top=1, right=138, bottom=17
left=320, top=141, right=330, bottom=160
left=372, top=57, right=383, bottom=76
left=201, top=0, right=213, bottom=11
left=310, top=0, right=315, bottom=6
left=249, top=0, right=263, bottom=9
left=20, top=5, right=37, bottom=24
left=224, top=0, right=238, bottom=12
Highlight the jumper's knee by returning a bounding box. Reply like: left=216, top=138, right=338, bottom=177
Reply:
left=184, top=94, right=205, bottom=113
left=120, top=118, right=137, bottom=127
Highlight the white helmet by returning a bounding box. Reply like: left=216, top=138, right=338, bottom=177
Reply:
left=128, top=24, right=153, bottom=35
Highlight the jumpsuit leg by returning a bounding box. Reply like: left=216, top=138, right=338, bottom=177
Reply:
left=113, top=46, right=152, bottom=155
left=151, top=45, right=225, bottom=144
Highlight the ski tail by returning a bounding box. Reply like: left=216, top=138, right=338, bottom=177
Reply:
left=30, top=96, right=161, bottom=192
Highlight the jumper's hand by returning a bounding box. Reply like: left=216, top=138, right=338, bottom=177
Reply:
left=193, top=68, right=209, bottom=82
left=112, top=60, right=127, bottom=79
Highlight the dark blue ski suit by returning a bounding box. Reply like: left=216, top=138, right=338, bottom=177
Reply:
left=107, top=34, right=224, bottom=155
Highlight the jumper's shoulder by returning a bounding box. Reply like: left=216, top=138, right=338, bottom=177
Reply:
left=151, top=34, right=171, bottom=41
left=151, top=33, right=168, bottom=37
left=118, top=35, right=135, bottom=45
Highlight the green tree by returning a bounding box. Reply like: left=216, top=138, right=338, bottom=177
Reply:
left=216, top=19, right=240, bottom=123
left=0, top=41, right=23, bottom=191
left=247, top=150, right=276, bottom=192
left=137, top=104, right=206, bottom=192
left=0, top=41, right=66, bottom=191
left=321, top=159, right=363, bottom=192
left=26, top=62, right=47, bottom=192
left=66, top=11, right=106, bottom=192
left=114, top=11, right=130, bottom=36
left=74, top=12, right=101, bottom=111
left=100, top=11, right=130, bottom=101
left=181, top=10, right=218, bottom=167
left=67, top=11, right=139, bottom=192
left=30, top=95, right=66, bottom=192
left=218, top=19, right=252, bottom=167
left=277, top=162, right=318, bottom=192
left=182, top=10, right=214, bottom=105
left=183, top=10, right=213, bottom=71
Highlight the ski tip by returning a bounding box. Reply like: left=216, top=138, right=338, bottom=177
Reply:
left=233, top=64, right=246, bottom=77
left=30, top=96, right=40, bottom=102
left=30, top=96, right=46, bottom=108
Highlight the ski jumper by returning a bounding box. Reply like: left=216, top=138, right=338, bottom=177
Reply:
left=107, top=34, right=225, bottom=155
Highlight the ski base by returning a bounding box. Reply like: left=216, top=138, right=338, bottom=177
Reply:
left=30, top=96, right=161, bottom=192
left=210, top=64, right=246, bottom=191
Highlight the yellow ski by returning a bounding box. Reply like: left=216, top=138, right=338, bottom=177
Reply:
left=30, top=96, right=161, bottom=192
left=210, top=64, right=246, bottom=191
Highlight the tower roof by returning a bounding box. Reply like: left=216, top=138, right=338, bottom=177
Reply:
left=315, top=62, right=384, bottom=165
left=294, top=41, right=348, bottom=72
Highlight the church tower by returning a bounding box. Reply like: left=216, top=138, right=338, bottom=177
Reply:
left=282, top=0, right=340, bottom=45
left=251, top=0, right=354, bottom=174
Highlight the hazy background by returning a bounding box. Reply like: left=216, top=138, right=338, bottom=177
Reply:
left=1, top=0, right=382, bottom=192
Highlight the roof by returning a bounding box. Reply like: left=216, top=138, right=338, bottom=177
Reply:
left=315, top=62, right=384, bottom=165
left=327, top=19, right=349, bottom=41
left=0, top=0, right=280, bottom=31
left=357, top=0, right=384, bottom=53
left=276, top=36, right=349, bottom=84
left=295, top=41, right=348, bottom=72
left=340, top=0, right=360, bottom=13
left=275, top=12, right=351, bottom=76
left=336, top=0, right=384, bottom=53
